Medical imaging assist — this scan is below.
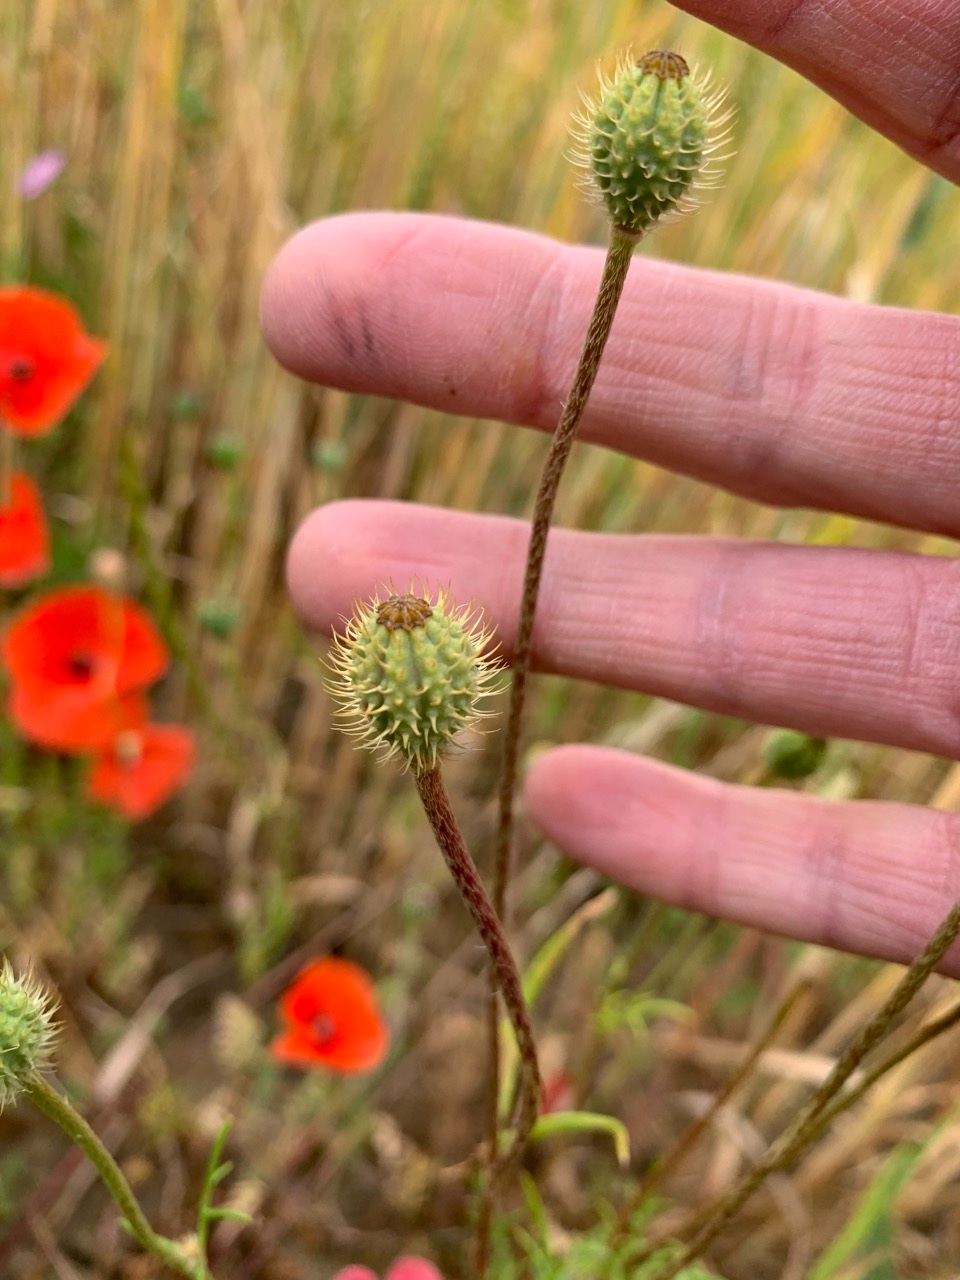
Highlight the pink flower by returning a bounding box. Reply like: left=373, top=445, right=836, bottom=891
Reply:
left=332, top=1258, right=444, bottom=1280
left=18, top=150, right=66, bottom=200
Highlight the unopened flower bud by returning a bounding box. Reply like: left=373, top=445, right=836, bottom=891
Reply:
left=0, top=961, right=58, bottom=1108
left=325, top=587, right=504, bottom=772
left=574, top=49, right=731, bottom=237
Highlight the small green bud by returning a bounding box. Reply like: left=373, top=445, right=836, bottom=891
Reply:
left=325, top=586, right=505, bottom=771
left=764, top=729, right=829, bottom=781
left=198, top=597, right=241, bottom=638
left=0, top=961, right=58, bottom=1108
left=573, top=49, right=730, bottom=236
left=205, top=434, right=244, bottom=468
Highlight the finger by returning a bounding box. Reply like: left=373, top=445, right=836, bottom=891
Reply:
left=525, top=745, right=960, bottom=975
left=261, top=213, right=960, bottom=537
left=673, top=0, right=960, bottom=181
left=287, top=500, right=960, bottom=760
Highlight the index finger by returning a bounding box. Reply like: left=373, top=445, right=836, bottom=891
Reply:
left=261, top=212, right=960, bottom=537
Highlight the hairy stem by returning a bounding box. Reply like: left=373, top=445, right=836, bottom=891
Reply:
left=492, top=224, right=639, bottom=923
left=23, top=1070, right=207, bottom=1279
left=415, top=764, right=541, bottom=1165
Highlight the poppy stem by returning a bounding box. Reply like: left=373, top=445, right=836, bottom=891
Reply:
left=413, top=764, right=541, bottom=1165
left=492, top=226, right=639, bottom=925
left=22, top=1069, right=210, bottom=1278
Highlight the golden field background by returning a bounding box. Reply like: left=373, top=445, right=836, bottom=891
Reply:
left=3, top=1, right=960, bottom=1276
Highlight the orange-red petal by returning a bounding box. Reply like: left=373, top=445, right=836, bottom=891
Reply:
left=271, top=957, right=388, bottom=1074
left=0, top=471, right=49, bottom=586
left=9, top=686, right=148, bottom=752
left=0, top=287, right=107, bottom=436
left=3, top=585, right=169, bottom=697
left=86, top=724, right=195, bottom=820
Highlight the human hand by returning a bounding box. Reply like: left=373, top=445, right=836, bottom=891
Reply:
left=262, top=0, right=960, bottom=975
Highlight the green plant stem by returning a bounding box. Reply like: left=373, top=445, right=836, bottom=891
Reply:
left=491, top=223, right=640, bottom=927
left=414, top=764, right=541, bottom=1165
left=648, top=892, right=960, bottom=1280
left=22, top=1070, right=207, bottom=1279
left=481, top=221, right=638, bottom=1274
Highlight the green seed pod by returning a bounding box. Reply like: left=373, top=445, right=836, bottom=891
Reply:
left=764, top=729, right=829, bottom=781
left=0, top=962, right=58, bottom=1109
left=573, top=49, right=730, bottom=237
left=326, top=586, right=505, bottom=771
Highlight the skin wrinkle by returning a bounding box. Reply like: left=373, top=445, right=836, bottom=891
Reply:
left=897, top=553, right=931, bottom=745
left=720, top=288, right=817, bottom=499
left=928, top=63, right=960, bottom=157
left=509, top=248, right=568, bottom=430
left=797, top=816, right=850, bottom=954
left=694, top=541, right=748, bottom=712
left=910, top=560, right=960, bottom=751
left=921, top=323, right=960, bottom=491
left=765, top=0, right=812, bottom=43
left=683, top=770, right=724, bottom=919
left=936, top=813, right=960, bottom=917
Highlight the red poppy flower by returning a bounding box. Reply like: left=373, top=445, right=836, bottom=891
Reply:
left=0, top=287, right=107, bottom=436
left=271, top=957, right=388, bottom=1074
left=87, top=724, right=195, bottom=820
left=0, top=471, right=49, bottom=586
left=2, top=586, right=168, bottom=748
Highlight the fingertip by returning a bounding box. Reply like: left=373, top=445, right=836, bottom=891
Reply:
left=524, top=744, right=636, bottom=843
left=285, top=499, right=528, bottom=638
left=260, top=211, right=398, bottom=381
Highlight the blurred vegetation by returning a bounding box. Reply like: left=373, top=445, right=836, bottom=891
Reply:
left=3, top=1, right=960, bottom=1277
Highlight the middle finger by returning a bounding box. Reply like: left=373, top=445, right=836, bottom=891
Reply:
left=288, top=499, right=960, bottom=758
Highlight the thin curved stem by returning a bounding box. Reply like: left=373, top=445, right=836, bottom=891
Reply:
left=415, top=764, right=541, bottom=1168
left=23, top=1070, right=207, bottom=1279
left=492, top=224, right=639, bottom=924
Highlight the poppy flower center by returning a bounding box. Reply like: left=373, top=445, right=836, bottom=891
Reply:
left=310, top=1014, right=336, bottom=1045
left=6, top=356, right=36, bottom=383
left=64, top=649, right=98, bottom=682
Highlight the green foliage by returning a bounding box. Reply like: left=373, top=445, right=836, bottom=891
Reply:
left=492, top=1188, right=722, bottom=1279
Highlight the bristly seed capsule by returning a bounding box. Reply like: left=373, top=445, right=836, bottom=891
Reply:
left=0, top=961, right=58, bottom=1109
left=325, top=586, right=505, bottom=772
left=572, top=47, right=732, bottom=237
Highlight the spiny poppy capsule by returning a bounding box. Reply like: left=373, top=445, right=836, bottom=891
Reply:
left=572, top=49, right=732, bottom=237
left=325, top=586, right=504, bottom=772
left=0, top=962, right=58, bottom=1110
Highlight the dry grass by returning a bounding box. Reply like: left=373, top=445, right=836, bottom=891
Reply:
left=3, top=1, right=960, bottom=1277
